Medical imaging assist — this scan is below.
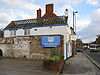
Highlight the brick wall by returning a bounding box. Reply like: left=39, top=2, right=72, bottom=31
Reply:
left=30, top=36, right=51, bottom=60
left=0, top=35, right=64, bottom=60
left=30, top=35, right=64, bottom=60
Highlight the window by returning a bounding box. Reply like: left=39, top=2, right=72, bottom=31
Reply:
left=14, top=30, right=16, bottom=36
left=24, top=29, right=30, bottom=35
left=34, top=29, right=37, bottom=31
left=11, top=31, right=13, bottom=36
left=28, top=29, right=30, bottom=34
left=50, top=26, right=52, bottom=28
left=11, top=30, right=16, bottom=36
left=24, top=29, right=27, bottom=35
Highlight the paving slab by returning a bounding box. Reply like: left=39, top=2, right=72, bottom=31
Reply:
left=60, top=53, right=100, bottom=75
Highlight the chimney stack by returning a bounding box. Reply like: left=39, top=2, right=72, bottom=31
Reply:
left=37, top=8, right=41, bottom=18
left=46, top=4, right=53, bottom=14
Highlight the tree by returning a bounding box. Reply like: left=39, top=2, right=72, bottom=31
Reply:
left=76, top=39, right=83, bottom=49
left=96, top=35, right=100, bottom=44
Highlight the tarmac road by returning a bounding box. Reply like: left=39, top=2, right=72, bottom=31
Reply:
left=84, top=50, right=100, bottom=64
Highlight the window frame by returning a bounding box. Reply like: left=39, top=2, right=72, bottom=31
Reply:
left=24, top=29, right=30, bottom=35
left=10, top=30, right=16, bottom=36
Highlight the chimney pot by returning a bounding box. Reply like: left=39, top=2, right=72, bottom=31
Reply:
left=37, top=8, right=41, bottom=18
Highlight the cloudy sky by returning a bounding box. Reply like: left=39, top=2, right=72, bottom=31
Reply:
left=0, top=0, right=100, bottom=43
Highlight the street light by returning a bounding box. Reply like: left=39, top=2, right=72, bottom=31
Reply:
left=72, top=11, right=78, bottom=56
left=73, top=11, right=78, bottom=32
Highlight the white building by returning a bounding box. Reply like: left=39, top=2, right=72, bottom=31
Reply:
left=3, top=4, right=73, bottom=60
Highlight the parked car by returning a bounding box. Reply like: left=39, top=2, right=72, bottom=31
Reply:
left=90, top=44, right=100, bottom=52
left=76, top=48, right=83, bottom=52
left=83, top=45, right=88, bottom=50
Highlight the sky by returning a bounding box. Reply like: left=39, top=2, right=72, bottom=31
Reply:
left=0, top=0, right=100, bottom=43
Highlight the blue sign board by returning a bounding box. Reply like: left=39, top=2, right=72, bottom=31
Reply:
left=41, top=36, right=60, bottom=47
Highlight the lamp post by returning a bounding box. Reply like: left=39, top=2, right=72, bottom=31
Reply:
left=73, top=11, right=78, bottom=32
left=72, top=11, right=78, bottom=56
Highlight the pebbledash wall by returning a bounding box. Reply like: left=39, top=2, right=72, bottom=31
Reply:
left=3, top=25, right=72, bottom=60
left=0, top=37, right=30, bottom=58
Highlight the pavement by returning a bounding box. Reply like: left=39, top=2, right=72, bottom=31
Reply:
left=60, top=52, right=100, bottom=75
left=0, top=52, right=100, bottom=75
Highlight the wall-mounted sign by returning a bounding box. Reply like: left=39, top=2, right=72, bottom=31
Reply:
left=71, top=35, right=77, bottom=40
left=41, top=36, right=60, bottom=47
left=68, top=34, right=71, bottom=40
left=68, top=34, right=77, bottom=41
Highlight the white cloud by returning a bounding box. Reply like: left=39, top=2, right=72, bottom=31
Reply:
left=77, top=8, right=100, bottom=43
left=76, top=20, right=90, bottom=32
left=0, top=0, right=40, bottom=11
left=96, top=8, right=100, bottom=12
left=0, top=0, right=41, bottom=28
left=86, top=0, right=100, bottom=6
left=41, top=0, right=100, bottom=6
left=0, top=13, right=11, bottom=23
left=0, top=13, right=13, bottom=28
left=41, top=0, right=84, bottom=4
left=91, top=8, right=100, bottom=22
left=81, top=37, right=96, bottom=43
left=16, top=12, right=35, bottom=20
left=55, top=4, right=90, bottom=33
left=0, top=9, right=37, bottom=28
left=66, top=0, right=84, bottom=4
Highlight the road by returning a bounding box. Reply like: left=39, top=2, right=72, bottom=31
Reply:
left=84, top=50, right=100, bottom=64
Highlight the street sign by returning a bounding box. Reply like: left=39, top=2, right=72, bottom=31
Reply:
left=41, top=36, right=60, bottom=47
